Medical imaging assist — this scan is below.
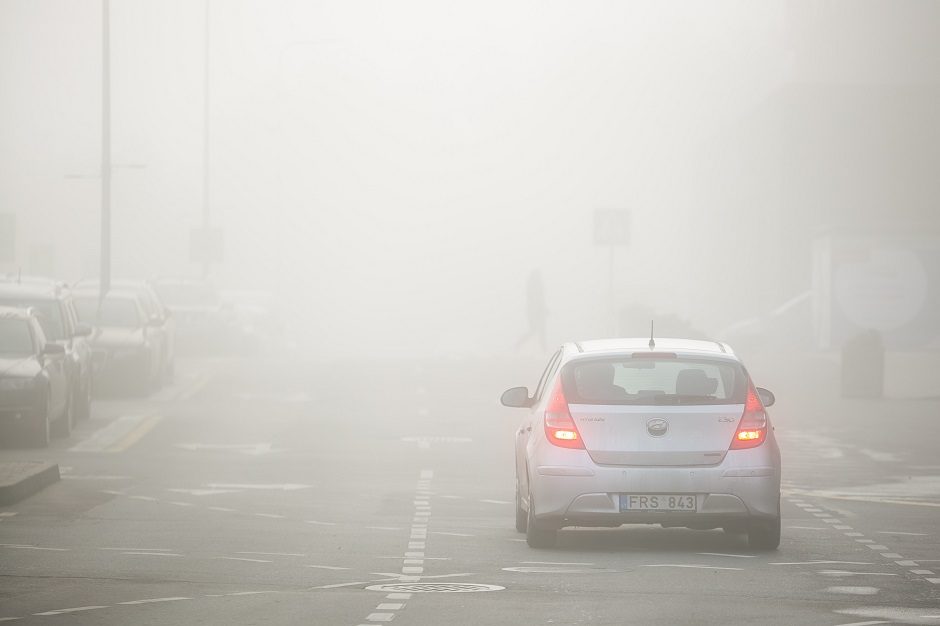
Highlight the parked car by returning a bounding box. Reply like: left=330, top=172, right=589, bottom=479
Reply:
left=151, top=277, right=234, bottom=354
left=75, top=278, right=175, bottom=381
left=0, top=278, right=95, bottom=422
left=71, top=289, right=163, bottom=396
left=0, top=306, right=71, bottom=447
left=501, top=337, right=781, bottom=550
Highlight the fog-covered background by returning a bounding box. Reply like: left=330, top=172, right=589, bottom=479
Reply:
left=2, top=0, right=938, bottom=357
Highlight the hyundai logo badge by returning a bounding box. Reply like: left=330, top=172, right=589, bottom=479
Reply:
left=647, top=418, right=668, bottom=437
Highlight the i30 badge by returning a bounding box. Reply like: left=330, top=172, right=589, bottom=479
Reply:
left=646, top=418, right=668, bottom=437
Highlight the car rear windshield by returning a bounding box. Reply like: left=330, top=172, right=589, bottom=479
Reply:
left=563, top=357, right=748, bottom=405
left=73, top=297, right=141, bottom=329
left=0, top=298, right=64, bottom=340
left=0, top=319, right=35, bottom=356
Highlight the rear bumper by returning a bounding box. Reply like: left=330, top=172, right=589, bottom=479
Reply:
left=529, top=444, right=780, bottom=529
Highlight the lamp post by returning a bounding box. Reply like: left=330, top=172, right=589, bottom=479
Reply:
left=100, top=0, right=111, bottom=298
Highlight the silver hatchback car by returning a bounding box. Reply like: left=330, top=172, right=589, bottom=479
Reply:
left=502, top=338, right=781, bottom=550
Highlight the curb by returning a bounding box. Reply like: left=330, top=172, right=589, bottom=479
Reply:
left=0, top=462, right=60, bottom=506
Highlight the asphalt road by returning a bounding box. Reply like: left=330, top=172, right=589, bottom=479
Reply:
left=0, top=352, right=938, bottom=625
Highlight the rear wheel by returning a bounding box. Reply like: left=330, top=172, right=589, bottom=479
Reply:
left=514, top=482, right=527, bottom=533
left=525, top=491, right=556, bottom=549
left=51, top=393, right=73, bottom=438
left=75, top=376, right=92, bottom=421
left=24, top=396, right=50, bottom=448
left=747, top=514, right=781, bottom=550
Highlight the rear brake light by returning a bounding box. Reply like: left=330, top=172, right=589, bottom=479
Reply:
left=630, top=352, right=677, bottom=359
left=543, top=379, right=584, bottom=449
left=730, top=385, right=768, bottom=450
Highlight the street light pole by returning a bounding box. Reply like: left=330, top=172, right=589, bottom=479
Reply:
left=100, top=0, right=111, bottom=297
left=201, top=0, right=211, bottom=278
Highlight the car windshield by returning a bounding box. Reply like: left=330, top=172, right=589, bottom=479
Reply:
left=153, top=283, right=219, bottom=307
left=0, top=298, right=64, bottom=340
left=564, top=357, right=748, bottom=405
left=73, top=297, right=141, bottom=329
left=0, top=318, right=35, bottom=356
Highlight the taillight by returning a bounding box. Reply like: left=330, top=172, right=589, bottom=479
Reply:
left=730, top=385, right=768, bottom=450
left=543, top=379, right=584, bottom=449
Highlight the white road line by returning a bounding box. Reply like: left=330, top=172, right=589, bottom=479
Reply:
left=927, top=578, right=940, bottom=584
left=213, top=557, right=272, bottom=563
left=223, top=591, right=278, bottom=596
left=208, top=507, right=236, bottom=512
left=866, top=545, right=890, bottom=551
left=377, top=603, right=405, bottom=610
left=118, top=597, right=191, bottom=605
left=643, top=564, right=743, bottom=571
left=697, top=553, right=756, bottom=558
left=818, top=570, right=898, bottom=577
left=366, top=613, right=395, bottom=622
left=911, top=570, right=934, bottom=575
left=99, top=547, right=172, bottom=552
left=168, top=501, right=194, bottom=507
left=480, top=499, right=512, bottom=505
left=832, top=621, right=892, bottom=626
left=522, top=561, right=595, bottom=565
left=367, top=526, right=401, bottom=531
left=856, top=539, right=875, bottom=543
left=122, top=552, right=183, bottom=557
left=237, top=551, right=304, bottom=557
left=895, top=560, right=918, bottom=566
left=0, top=512, right=17, bottom=517
left=880, top=553, right=903, bottom=559
left=833, top=525, right=853, bottom=530
left=432, top=531, right=474, bottom=537
left=771, top=561, right=871, bottom=566
left=254, top=513, right=285, bottom=519
left=34, top=606, right=108, bottom=616
left=0, top=545, right=69, bottom=551
left=845, top=532, right=864, bottom=537
left=878, top=531, right=929, bottom=536
left=386, top=593, right=411, bottom=600
left=129, top=495, right=158, bottom=502
left=305, top=565, right=350, bottom=570
left=825, top=586, right=879, bottom=595
left=787, top=526, right=828, bottom=530
left=305, top=520, right=336, bottom=526
left=0, top=618, right=21, bottom=622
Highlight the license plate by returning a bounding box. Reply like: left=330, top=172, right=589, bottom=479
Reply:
left=620, top=494, right=697, bottom=512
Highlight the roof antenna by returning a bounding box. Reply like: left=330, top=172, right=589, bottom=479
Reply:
left=649, top=320, right=655, bottom=350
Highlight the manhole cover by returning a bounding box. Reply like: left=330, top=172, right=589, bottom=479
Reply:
left=365, top=583, right=504, bottom=593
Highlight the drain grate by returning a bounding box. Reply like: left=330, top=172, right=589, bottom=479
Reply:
left=366, top=583, right=504, bottom=593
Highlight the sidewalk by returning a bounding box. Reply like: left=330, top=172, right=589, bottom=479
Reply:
left=0, top=461, right=59, bottom=506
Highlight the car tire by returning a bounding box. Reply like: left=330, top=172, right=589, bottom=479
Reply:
left=747, top=514, right=781, bottom=551
left=25, top=396, right=50, bottom=448
left=51, top=393, right=73, bottom=438
left=525, top=491, right=556, bottom=549
left=515, top=481, right=527, bottom=533
left=75, top=376, right=92, bottom=421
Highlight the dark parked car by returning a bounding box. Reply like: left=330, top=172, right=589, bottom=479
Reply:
left=0, top=306, right=71, bottom=447
left=0, top=278, right=95, bottom=423
left=71, top=289, right=163, bottom=396
left=75, top=278, right=176, bottom=381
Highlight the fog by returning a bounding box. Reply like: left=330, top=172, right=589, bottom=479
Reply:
left=2, top=1, right=939, bottom=357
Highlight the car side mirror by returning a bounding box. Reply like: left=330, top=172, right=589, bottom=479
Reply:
left=756, top=387, right=775, bottom=407
left=73, top=323, right=93, bottom=338
left=41, top=343, right=66, bottom=356
left=501, top=386, right=532, bottom=408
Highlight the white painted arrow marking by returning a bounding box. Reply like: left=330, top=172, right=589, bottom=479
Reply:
left=175, top=443, right=278, bottom=456
left=206, top=483, right=311, bottom=491
left=166, top=488, right=239, bottom=496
